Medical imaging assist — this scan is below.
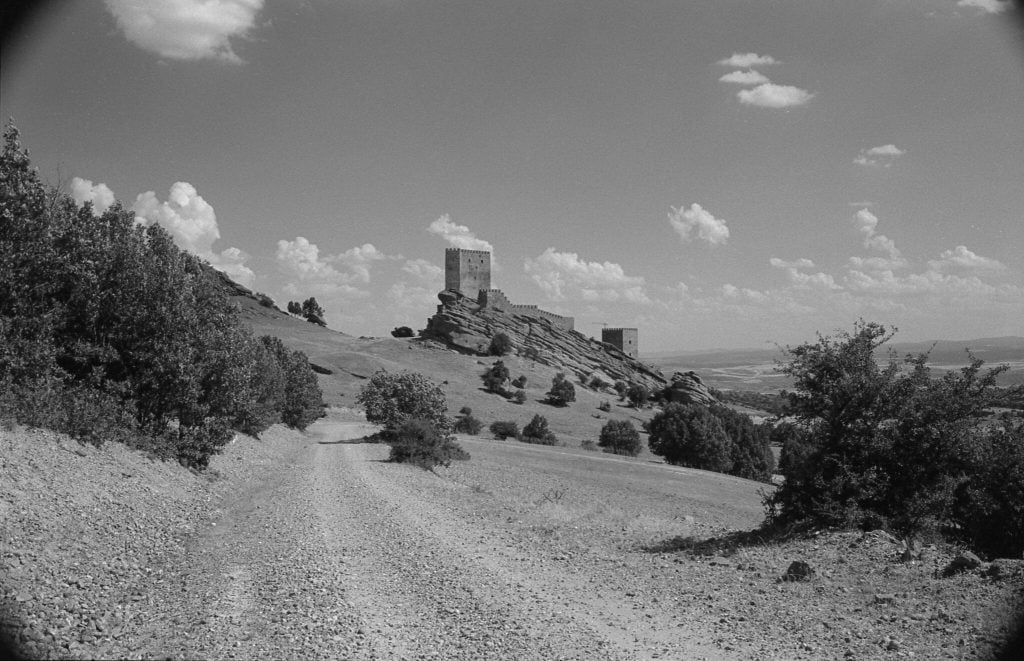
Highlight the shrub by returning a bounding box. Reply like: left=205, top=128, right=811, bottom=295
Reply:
left=581, top=439, right=598, bottom=451
left=521, top=414, right=558, bottom=445
left=391, top=326, right=415, bottom=338
left=301, top=297, right=326, bottom=326
left=481, top=360, right=510, bottom=394
left=287, top=301, right=302, bottom=315
left=513, top=389, right=527, bottom=404
left=453, top=412, right=483, bottom=435
left=598, top=400, right=611, bottom=412
left=614, top=381, right=629, bottom=400
left=598, top=419, right=642, bottom=457
left=511, top=375, right=527, bottom=389
left=648, top=404, right=733, bottom=473
left=546, top=372, right=576, bottom=407
left=589, top=375, right=610, bottom=390
left=489, top=332, right=513, bottom=356
left=489, top=420, right=519, bottom=440
left=627, top=384, right=649, bottom=409
left=357, top=370, right=451, bottom=439
left=714, top=405, right=773, bottom=481
left=387, top=417, right=469, bottom=470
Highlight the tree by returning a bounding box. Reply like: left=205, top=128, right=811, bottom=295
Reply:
left=391, top=326, right=415, bottom=338
left=489, top=420, right=519, bottom=440
left=357, top=370, right=451, bottom=439
left=481, top=360, right=510, bottom=394
left=714, top=405, right=774, bottom=481
left=387, top=417, right=469, bottom=470
left=598, top=419, right=642, bottom=456
left=521, top=414, right=558, bottom=445
left=546, top=372, right=576, bottom=407
left=489, top=332, right=512, bottom=356
left=626, top=384, right=649, bottom=409
left=301, top=297, right=326, bottom=326
left=614, top=381, right=629, bottom=401
left=647, top=403, right=733, bottom=473
left=287, top=301, right=302, bottom=316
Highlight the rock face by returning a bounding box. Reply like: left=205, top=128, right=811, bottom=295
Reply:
left=422, top=291, right=668, bottom=392
left=663, top=371, right=716, bottom=407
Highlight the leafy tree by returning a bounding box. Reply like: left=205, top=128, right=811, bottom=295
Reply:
left=357, top=370, right=451, bottom=439
left=511, top=375, right=527, bottom=389
left=453, top=406, right=483, bottom=435
left=287, top=301, right=302, bottom=316
left=489, top=332, right=512, bottom=356
left=387, top=417, right=469, bottom=470
left=512, top=389, right=527, bottom=404
left=521, top=414, right=558, bottom=445
left=614, top=380, right=629, bottom=401
left=598, top=419, right=642, bottom=456
left=481, top=360, right=510, bottom=394
left=627, top=384, right=649, bottom=409
left=647, top=403, right=733, bottom=473
left=714, top=406, right=774, bottom=481
left=489, top=420, right=519, bottom=440
left=391, top=326, right=415, bottom=338
left=301, top=297, right=326, bottom=326
left=546, top=372, right=576, bottom=407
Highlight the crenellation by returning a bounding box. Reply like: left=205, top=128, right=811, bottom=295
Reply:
left=602, top=327, right=639, bottom=359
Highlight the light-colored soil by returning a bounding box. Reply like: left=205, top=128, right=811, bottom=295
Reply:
left=2, top=411, right=1022, bottom=660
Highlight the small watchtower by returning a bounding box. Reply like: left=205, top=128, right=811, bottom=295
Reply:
left=602, top=327, right=639, bottom=359
left=445, top=248, right=491, bottom=300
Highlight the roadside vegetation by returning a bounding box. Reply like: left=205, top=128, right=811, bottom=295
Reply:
left=0, top=123, right=324, bottom=468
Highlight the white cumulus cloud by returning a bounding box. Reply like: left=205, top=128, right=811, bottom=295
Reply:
left=133, top=181, right=254, bottom=286
left=770, top=257, right=840, bottom=289
left=427, top=214, right=493, bottom=252
left=276, top=238, right=394, bottom=287
left=718, top=53, right=778, bottom=67
left=854, top=144, right=906, bottom=167
left=104, top=0, right=264, bottom=63
left=70, top=177, right=116, bottom=216
left=718, top=69, right=771, bottom=85
left=668, top=203, right=730, bottom=246
left=957, top=0, right=1011, bottom=14
left=524, top=248, right=649, bottom=304
left=402, top=258, right=444, bottom=282
left=852, top=208, right=904, bottom=263
left=737, top=83, right=813, bottom=108
left=928, top=245, right=1007, bottom=273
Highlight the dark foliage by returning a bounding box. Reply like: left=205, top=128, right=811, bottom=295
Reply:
left=453, top=408, right=483, bottom=435
left=546, top=372, right=576, bottom=407
left=287, top=301, right=302, bottom=316
left=489, top=420, right=519, bottom=440
left=356, top=370, right=451, bottom=440
left=627, top=384, right=649, bottom=409
left=511, top=375, right=527, bottom=389
left=714, top=406, right=774, bottom=481
left=614, top=380, right=628, bottom=400
left=481, top=360, right=510, bottom=394
left=598, top=400, right=611, bottom=412
left=647, top=403, right=733, bottom=474
left=387, top=417, right=469, bottom=470
left=598, top=419, right=642, bottom=456
left=512, top=389, right=527, bottom=404
left=521, top=414, right=558, bottom=445
left=0, top=123, right=323, bottom=468
left=391, top=326, right=415, bottom=338
left=488, top=332, right=513, bottom=356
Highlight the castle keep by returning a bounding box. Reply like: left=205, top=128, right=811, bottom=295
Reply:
left=602, top=327, right=639, bottom=359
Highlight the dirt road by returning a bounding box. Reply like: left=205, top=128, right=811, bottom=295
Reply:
left=93, top=418, right=734, bottom=660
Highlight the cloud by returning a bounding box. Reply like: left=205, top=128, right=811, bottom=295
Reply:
left=852, top=208, right=904, bottom=263
left=769, top=257, right=816, bottom=270
left=427, top=214, right=493, bottom=252
left=957, top=0, right=1011, bottom=14
left=854, top=144, right=906, bottom=167
left=402, top=258, right=444, bottom=282
left=928, top=245, right=1007, bottom=273
left=524, top=248, right=650, bottom=304
left=718, top=53, right=778, bottom=67
left=133, top=181, right=254, bottom=286
left=336, top=243, right=392, bottom=283
left=718, top=70, right=771, bottom=85
left=275, top=237, right=394, bottom=287
left=668, top=203, right=730, bottom=246
left=104, top=0, right=264, bottom=63
left=70, top=177, right=115, bottom=215
left=770, top=257, right=840, bottom=289
left=737, top=83, right=813, bottom=108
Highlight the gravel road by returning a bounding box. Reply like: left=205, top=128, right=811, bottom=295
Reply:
left=91, top=418, right=730, bottom=661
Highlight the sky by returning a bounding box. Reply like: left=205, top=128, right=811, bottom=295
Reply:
left=2, top=0, right=1022, bottom=353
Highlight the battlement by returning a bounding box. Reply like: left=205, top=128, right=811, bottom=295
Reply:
left=445, top=248, right=491, bottom=299
left=602, top=327, right=639, bottom=359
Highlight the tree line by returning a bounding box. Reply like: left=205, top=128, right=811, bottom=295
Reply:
left=0, top=122, right=324, bottom=467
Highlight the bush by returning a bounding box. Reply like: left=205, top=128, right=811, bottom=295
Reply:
left=453, top=412, right=483, bottom=435
left=764, top=320, right=1009, bottom=546
left=357, top=370, right=451, bottom=439
left=489, top=332, right=513, bottom=356
left=546, top=372, right=576, bottom=407
left=714, top=406, right=774, bottom=481
left=511, top=375, right=527, bottom=389
left=598, top=400, right=611, bottom=412
left=387, top=418, right=469, bottom=470
left=614, top=381, right=629, bottom=400
left=521, top=414, right=558, bottom=445
left=391, top=326, right=415, bottom=338
left=489, top=420, right=519, bottom=440
left=598, top=419, right=642, bottom=457
left=481, top=360, right=510, bottom=394
left=581, top=439, right=598, bottom=451
left=513, top=389, right=527, bottom=404
left=589, top=375, right=610, bottom=390
left=647, top=403, right=733, bottom=473
left=627, top=384, right=649, bottom=409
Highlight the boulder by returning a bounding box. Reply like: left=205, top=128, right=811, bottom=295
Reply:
left=663, top=371, right=717, bottom=407
left=782, top=560, right=815, bottom=581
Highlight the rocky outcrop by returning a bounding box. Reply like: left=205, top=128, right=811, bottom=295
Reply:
left=663, top=371, right=716, bottom=407
left=422, top=291, right=668, bottom=392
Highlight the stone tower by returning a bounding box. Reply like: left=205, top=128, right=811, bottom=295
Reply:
left=602, top=327, right=639, bottom=359
left=445, top=248, right=491, bottom=300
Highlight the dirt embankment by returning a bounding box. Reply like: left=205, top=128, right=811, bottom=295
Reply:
left=2, top=412, right=1023, bottom=660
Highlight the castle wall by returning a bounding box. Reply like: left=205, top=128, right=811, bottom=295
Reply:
left=445, top=248, right=491, bottom=300
left=602, top=327, right=638, bottom=359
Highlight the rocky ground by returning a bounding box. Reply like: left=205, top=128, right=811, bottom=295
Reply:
left=2, top=410, right=1022, bottom=660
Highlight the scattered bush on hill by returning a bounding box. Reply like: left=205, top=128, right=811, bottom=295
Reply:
left=589, top=375, right=610, bottom=390
left=356, top=369, right=451, bottom=440
left=614, top=380, right=628, bottom=401
left=598, top=419, right=642, bottom=457
left=481, top=360, right=510, bottom=395
left=513, top=389, right=527, bottom=404
left=627, top=384, right=649, bottom=409
left=0, top=122, right=323, bottom=468
left=387, top=417, right=469, bottom=470
left=511, top=375, right=527, bottom=389
left=715, top=406, right=774, bottom=481
left=647, top=404, right=734, bottom=474
left=287, top=301, right=302, bottom=316
left=581, top=439, right=598, bottom=451
left=598, top=400, right=611, bottom=412
left=521, top=414, right=558, bottom=445
left=489, top=420, right=519, bottom=440
left=391, top=326, right=415, bottom=338
left=453, top=406, right=483, bottom=435
left=546, top=372, right=576, bottom=407
left=488, top=332, right=512, bottom=356
left=764, top=320, right=1018, bottom=556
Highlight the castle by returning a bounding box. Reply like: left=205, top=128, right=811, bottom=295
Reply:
left=442, top=248, right=639, bottom=357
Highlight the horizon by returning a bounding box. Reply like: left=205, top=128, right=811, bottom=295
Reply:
left=3, top=2, right=1022, bottom=353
